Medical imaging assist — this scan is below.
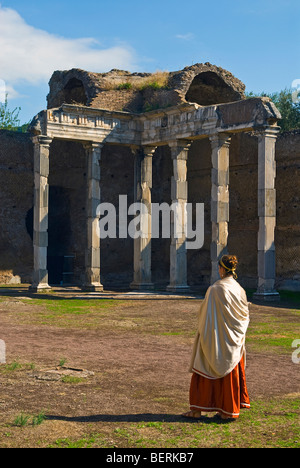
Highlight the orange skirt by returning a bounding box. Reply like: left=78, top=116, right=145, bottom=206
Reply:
left=190, top=356, right=250, bottom=418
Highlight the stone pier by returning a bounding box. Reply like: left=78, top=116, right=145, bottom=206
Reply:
left=130, top=146, right=156, bottom=290
left=209, top=133, right=231, bottom=284
left=31, top=135, right=52, bottom=292
left=253, top=126, right=280, bottom=301
left=83, top=142, right=104, bottom=292
left=167, top=141, right=190, bottom=292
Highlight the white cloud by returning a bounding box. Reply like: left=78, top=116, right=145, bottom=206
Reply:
left=0, top=6, right=137, bottom=98
left=175, top=33, right=195, bottom=41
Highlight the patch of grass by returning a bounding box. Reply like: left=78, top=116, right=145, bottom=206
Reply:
left=5, top=361, right=23, bottom=371
left=61, top=375, right=84, bottom=384
left=17, top=298, right=125, bottom=328
left=0, top=361, right=36, bottom=374
left=12, top=411, right=47, bottom=428
left=42, top=396, right=299, bottom=448
left=139, top=71, right=169, bottom=90
left=117, top=82, right=133, bottom=90
left=278, top=290, right=300, bottom=304
left=12, top=414, right=31, bottom=427
left=33, top=298, right=117, bottom=314
left=160, top=331, right=186, bottom=336
left=50, top=436, right=101, bottom=449
left=115, top=71, right=169, bottom=93
left=246, top=312, right=299, bottom=354
left=32, top=411, right=47, bottom=426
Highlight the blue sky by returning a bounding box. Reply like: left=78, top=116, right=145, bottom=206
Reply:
left=0, top=0, right=299, bottom=124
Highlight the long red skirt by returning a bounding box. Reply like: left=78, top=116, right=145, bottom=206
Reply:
left=190, top=356, right=250, bottom=418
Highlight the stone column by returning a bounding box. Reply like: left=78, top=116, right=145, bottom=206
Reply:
left=83, top=142, right=104, bottom=292
left=209, top=133, right=231, bottom=284
left=167, top=140, right=191, bottom=292
left=253, top=126, right=280, bottom=301
left=31, top=135, right=52, bottom=291
left=130, top=146, right=156, bottom=290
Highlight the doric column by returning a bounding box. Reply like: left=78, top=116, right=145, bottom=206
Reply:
left=209, top=133, right=231, bottom=284
left=253, top=126, right=280, bottom=301
left=31, top=135, right=52, bottom=291
left=167, top=140, right=191, bottom=292
left=130, top=146, right=156, bottom=290
left=83, top=142, right=104, bottom=292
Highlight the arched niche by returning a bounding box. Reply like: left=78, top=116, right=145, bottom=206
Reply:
left=63, top=78, right=88, bottom=105
left=185, top=71, right=241, bottom=106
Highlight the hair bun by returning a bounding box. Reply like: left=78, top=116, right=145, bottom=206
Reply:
left=227, top=255, right=238, bottom=269
left=220, top=255, right=238, bottom=271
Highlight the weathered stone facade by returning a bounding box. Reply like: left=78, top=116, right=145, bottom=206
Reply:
left=47, top=63, right=246, bottom=112
left=0, top=63, right=299, bottom=296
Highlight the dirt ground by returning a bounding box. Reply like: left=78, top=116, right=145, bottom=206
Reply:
left=0, top=288, right=299, bottom=447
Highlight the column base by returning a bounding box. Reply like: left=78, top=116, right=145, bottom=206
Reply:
left=130, top=282, right=154, bottom=291
left=253, top=290, right=280, bottom=302
left=82, top=283, right=104, bottom=292
left=166, top=284, right=190, bottom=293
left=29, top=283, right=52, bottom=293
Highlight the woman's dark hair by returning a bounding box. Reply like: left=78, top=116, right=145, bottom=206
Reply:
left=219, top=255, right=238, bottom=277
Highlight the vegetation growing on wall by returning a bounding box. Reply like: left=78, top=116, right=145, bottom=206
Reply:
left=0, top=95, right=29, bottom=132
left=116, top=71, right=169, bottom=92
left=247, top=88, right=300, bottom=132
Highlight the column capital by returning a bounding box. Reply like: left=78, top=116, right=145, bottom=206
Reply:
left=168, top=139, right=191, bottom=149
left=130, top=145, right=157, bottom=158
left=32, top=135, right=53, bottom=147
left=209, top=132, right=231, bottom=148
left=168, top=140, right=192, bottom=160
left=143, top=145, right=157, bottom=157
left=129, top=144, right=140, bottom=156
left=83, top=141, right=104, bottom=151
left=255, top=125, right=281, bottom=139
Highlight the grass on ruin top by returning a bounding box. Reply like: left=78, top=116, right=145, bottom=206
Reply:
left=116, top=71, right=169, bottom=91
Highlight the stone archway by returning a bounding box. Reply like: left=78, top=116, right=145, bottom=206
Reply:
left=185, top=71, right=243, bottom=106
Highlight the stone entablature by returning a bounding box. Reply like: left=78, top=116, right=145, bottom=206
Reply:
left=31, top=97, right=281, bottom=147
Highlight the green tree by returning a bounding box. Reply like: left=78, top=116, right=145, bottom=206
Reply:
left=0, top=95, right=21, bottom=130
left=246, top=88, right=300, bottom=132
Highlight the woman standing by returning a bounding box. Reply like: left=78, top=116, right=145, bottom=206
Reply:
left=183, top=255, right=250, bottom=420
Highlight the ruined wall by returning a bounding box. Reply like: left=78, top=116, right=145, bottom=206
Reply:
left=275, top=131, right=300, bottom=290
left=228, top=131, right=300, bottom=291
left=47, top=63, right=245, bottom=114
left=0, top=129, right=299, bottom=290
left=0, top=130, right=34, bottom=283
left=185, top=134, right=259, bottom=290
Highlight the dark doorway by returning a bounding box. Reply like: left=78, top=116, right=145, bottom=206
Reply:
left=47, top=186, right=73, bottom=285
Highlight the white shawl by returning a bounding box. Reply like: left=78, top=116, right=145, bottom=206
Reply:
left=190, top=277, right=250, bottom=379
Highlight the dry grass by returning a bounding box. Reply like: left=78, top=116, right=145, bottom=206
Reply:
left=100, top=71, right=169, bottom=91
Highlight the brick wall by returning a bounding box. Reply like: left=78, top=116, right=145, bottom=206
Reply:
left=0, top=130, right=34, bottom=283
left=0, top=129, right=299, bottom=290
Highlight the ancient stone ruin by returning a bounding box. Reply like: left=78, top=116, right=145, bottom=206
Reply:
left=23, top=62, right=283, bottom=300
